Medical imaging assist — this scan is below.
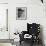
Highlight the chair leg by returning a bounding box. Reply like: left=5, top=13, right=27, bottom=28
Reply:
left=20, top=41, right=21, bottom=45
left=30, top=39, right=34, bottom=46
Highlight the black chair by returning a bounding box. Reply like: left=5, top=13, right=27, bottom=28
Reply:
left=19, top=23, right=40, bottom=45
left=27, top=23, right=40, bottom=43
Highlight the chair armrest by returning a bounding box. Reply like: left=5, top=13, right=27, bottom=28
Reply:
left=19, top=34, right=24, bottom=41
left=19, top=31, right=27, bottom=41
left=22, top=31, right=28, bottom=35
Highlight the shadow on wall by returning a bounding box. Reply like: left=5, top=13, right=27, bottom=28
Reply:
left=40, top=25, right=45, bottom=46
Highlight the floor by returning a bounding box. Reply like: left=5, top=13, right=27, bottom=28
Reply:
left=0, top=43, right=13, bottom=46
left=0, top=41, right=43, bottom=46
left=19, top=41, right=43, bottom=46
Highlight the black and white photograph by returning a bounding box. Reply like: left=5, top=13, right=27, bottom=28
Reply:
left=16, top=7, right=27, bottom=20
left=0, top=0, right=46, bottom=46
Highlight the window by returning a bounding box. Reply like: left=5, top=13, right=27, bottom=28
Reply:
left=0, top=4, right=8, bottom=31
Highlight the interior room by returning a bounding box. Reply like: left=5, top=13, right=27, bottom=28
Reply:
left=0, top=0, right=46, bottom=46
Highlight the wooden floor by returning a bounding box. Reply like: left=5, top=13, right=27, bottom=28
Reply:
left=19, top=41, right=43, bottom=46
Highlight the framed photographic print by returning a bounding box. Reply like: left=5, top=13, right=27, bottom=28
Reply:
left=16, top=7, right=27, bottom=20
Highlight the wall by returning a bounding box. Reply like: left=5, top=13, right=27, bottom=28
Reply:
left=0, top=0, right=13, bottom=46
left=9, top=0, right=46, bottom=46
left=0, top=4, right=9, bottom=39
left=0, top=0, right=8, bottom=3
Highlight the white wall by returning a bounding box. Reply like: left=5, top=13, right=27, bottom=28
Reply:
left=0, top=0, right=13, bottom=46
left=0, top=0, right=8, bottom=3
left=9, top=0, right=46, bottom=46
left=0, top=4, right=9, bottom=39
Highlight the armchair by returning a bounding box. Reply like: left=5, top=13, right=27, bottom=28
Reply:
left=19, top=23, right=41, bottom=46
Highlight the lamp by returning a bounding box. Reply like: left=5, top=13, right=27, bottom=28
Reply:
left=41, top=0, right=43, bottom=3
